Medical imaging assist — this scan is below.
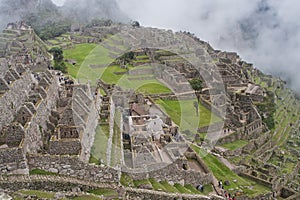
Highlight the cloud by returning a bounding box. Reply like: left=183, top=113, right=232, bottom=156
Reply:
left=116, top=0, right=300, bottom=93
left=51, top=0, right=65, bottom=6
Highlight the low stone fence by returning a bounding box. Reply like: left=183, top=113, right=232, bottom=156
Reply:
left=27, top=154, right=119, bottom=183
left=239, top=172, right=273, bottom=188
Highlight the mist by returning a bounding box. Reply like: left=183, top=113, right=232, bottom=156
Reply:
left=116, top=0, right=300, bottom=93
left=0, top=0, right=298, bottom=92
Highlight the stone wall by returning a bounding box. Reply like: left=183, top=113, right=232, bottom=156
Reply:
left=23, top=72, right=60, bottom=153
left=28, top=154, right=119, bottom=183
left=123, top=160, right=213, bottom=187
left=125, top=188, right=223, bottom=200
left=0, top=146, right=28, bottom=174
left=49, top=139, right=81, bottom=155
left=0, top=70, right=32, bottom=131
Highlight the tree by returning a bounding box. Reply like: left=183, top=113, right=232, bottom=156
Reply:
left=189, top=78, right=203, bottom=92
left=49, top=47, right=67, bottom=73
left=132, top=21, right=140, bottom=28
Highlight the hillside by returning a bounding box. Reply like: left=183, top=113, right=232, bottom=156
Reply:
left=0, top=20, right=299, bottom=200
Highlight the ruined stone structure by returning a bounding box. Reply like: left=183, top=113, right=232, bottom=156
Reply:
left=0, top=23, right=99, bottom=174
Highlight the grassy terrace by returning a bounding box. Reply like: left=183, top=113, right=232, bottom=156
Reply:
left=90, top=125, right=109, bottom=165
left=156, top=99, right=222, bottom=135
left=121, top=173, right=212, bottom=195
left=14, top=189, right=111, bottom=199
left=64, top=44, right=171, bottom=95
left=192, top=145, right=271, bottom=198
left=220, top=140, right=248, bottom=151
left=110, top=109, right=122, bottom=167
left=101, top=64, right=172, bottom=95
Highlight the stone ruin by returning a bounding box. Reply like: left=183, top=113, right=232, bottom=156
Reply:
left=0, top=23, right=100, bottom=174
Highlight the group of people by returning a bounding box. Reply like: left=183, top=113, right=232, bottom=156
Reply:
left=218, top=180, right=237, bottom=200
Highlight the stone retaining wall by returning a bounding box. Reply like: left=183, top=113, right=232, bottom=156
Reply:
left=123, top=160, right=213, bottom=187
left=27, top=154, right=119, bottom=183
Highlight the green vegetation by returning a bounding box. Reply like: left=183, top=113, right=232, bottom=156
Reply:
left=256, top=91, right=276, bottom=130
left=221, top=140, right=248, bottom=151
left=156, top=99, right=222, bottom=134
left=159, top=181, right=180, bottom=193
left=29, top=169, right=57, bottom=175
left=189, top=78, right=203, bottom=92
left=149, top=178, right=166, bottom=191
left=192, top=145, right=270, bottom=197
left=89, top=155, right=100, bottom=165
left=111, top=109, right=122, bottom=167
left=120, top=173, right=134, bottom=187
left=19, top=190, right=55, bottom=199
left=136, top=83, right=172, bottom=95
left=63, top=43, right=97, bottom=78
left=90, top=125, right=109, bottom=165
left=88, top=188, right=118, bottom=197
left=49, top=47, right=67, bottom=73
left=73, top=195, right=103, bottom=200
left=133, top=179, right=152, bottom=187
left=174, top=183, right=192, bottom=193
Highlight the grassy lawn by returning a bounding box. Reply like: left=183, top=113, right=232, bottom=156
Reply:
left=19, top=190, right=55, bottom=199
left=156, top=99, right=222, bottom=135
left=88, top=188, right=118, bottom=197
left=29, top=169, right=57, bottom=175
left=64, top=43, right=97, bottom=77
left=101, top=65, right=129, bottom=84
left=64, top=43, right=115, bottom=84
left=149, top=178, right=166, bottom=191
left=160, top=181, right=180, bottom=193
left=90, top=125, right=110, bottom=165
left=221, top=140, right=248, bottom=151
left=136, top=83, right=172, bottom=95
left=192, top=145, right=270, bottom=197
left=174, top=183, right=192, bottom=194
left=73, top=195, right=103, bottom=200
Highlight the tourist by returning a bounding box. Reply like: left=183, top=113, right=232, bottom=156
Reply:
left=218, top=180, right=223, bottom=188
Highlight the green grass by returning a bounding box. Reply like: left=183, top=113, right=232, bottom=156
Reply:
left=100, top=88, right=106, bottom=96
left=184, top=184, right=213, bottom=195
left=89, top=155, right=100, bottom=165
left=120, top=173, right=134, bottom=187
left=64, top=43, right=115, bottom=84
left=19, top=190, right=55, bottom=198
left=88, top=189, right=118, bottom=197
left=101, top=65, right=129, bottom=84
left=156, top=99, right=222, bottom=136
left=159, top=181, right=180, bottom=193
left=110, top=109, right=122, bottom=167
left=174, top=183, right=192, bottom=194
left=149, top=178, right=166, bottom=191
left=136, top=83, right=172, bottom=95
left=29, top=169, right=57, bottom=175
left=90, top=125, right=110, bottom=165
left=73, top=195, right=103, bottom=200
left=221, top=140, right=248, bottom=151
left=192, top=145, right=270, bottom=197
left=133, top=179, right=152, bottom=187
left=184, top=184, right=201, bottom=194
left=64, top=43, right=97, bottom=78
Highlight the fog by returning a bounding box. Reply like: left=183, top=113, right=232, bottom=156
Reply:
left=116, top=0, right=300, bottom=93
left=1, top=0, right=299, bottom=93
